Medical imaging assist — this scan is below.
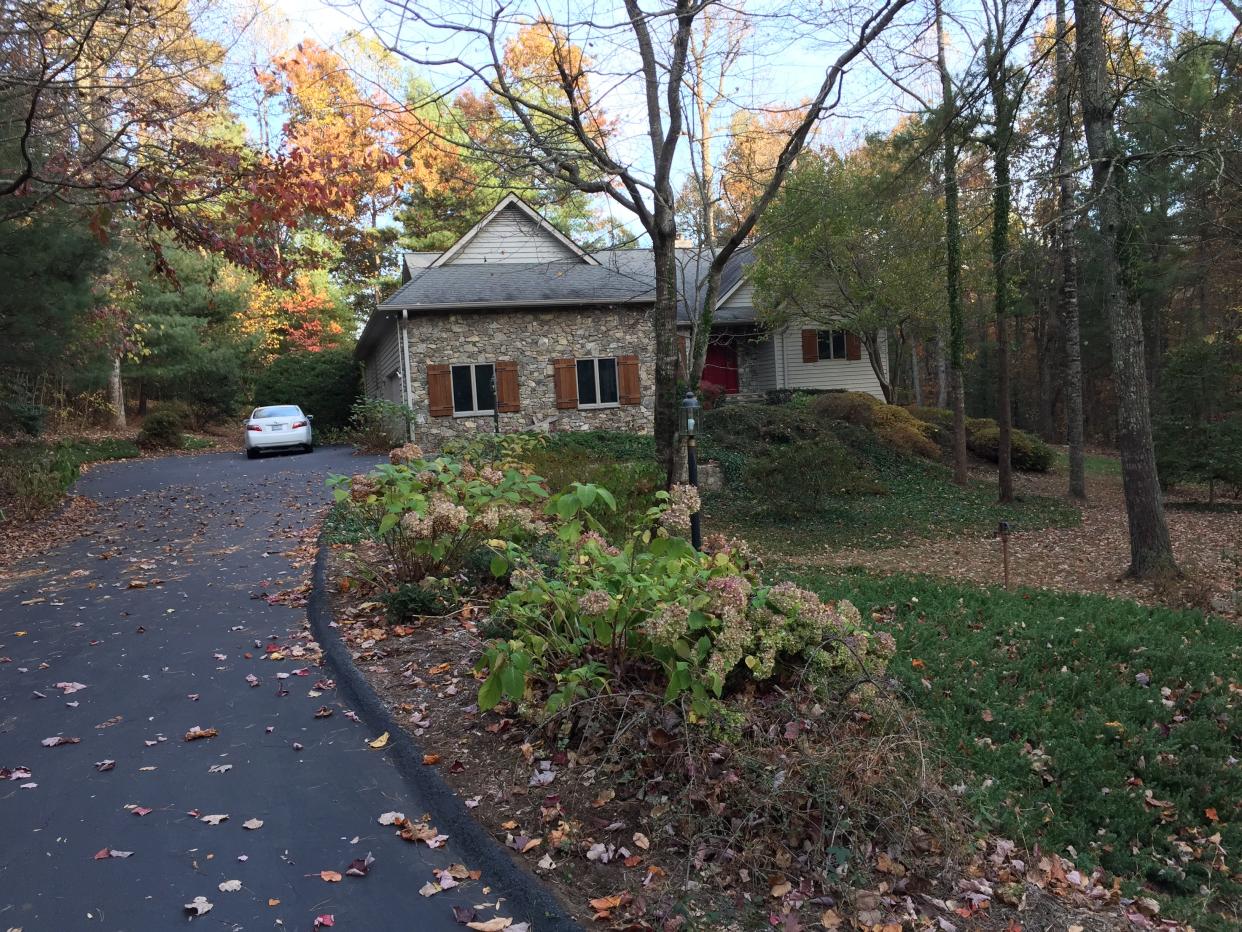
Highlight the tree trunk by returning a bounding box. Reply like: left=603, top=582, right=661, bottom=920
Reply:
left=108, top=355, right=126, bottom=430
left=1055, top=0, right=1086, bottom=499
left=1073, top=0, right=1175, bottom=577
left=937, top=0, right=969, bottom=486
left=910, top=340, right=922, bottom=406
left=652, top=231, right=682, bottom=484
left=988, top=43, right=1014, bottom=504
left=936, top=326, right=949, bottom=408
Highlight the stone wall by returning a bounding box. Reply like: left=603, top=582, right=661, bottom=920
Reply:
left=406, top=306, right=656, bottom=450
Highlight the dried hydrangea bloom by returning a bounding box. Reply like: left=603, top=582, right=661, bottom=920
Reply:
left=349, top=475, right=378, bottom=503
left=474, top=507, right=501, bottom=531
left=399, top=511, right=433, bottom=539
left=873, top=630, right=897, bottom=656
left=415, top=470, right=436, bottom=485
left=577, top=590, right=612, bottom=616
left=510, top=565, right=545, bottom=588
left=480, top=466, right=504, bottom=486
left=646, top=603, right=690, bottom=646
left=579, top=531, right=621, bottom=557
left=428, top=496, right=469, bottom=534
left=460, top=463, right=478, bottom=481
left=389, top=443, right=424, bottom=465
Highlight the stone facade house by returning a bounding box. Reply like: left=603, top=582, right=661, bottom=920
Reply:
left=356, top=194, right=887, bottom=448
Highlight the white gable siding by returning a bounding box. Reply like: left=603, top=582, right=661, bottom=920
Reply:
left=770, top=324, right=887, bottom=400
left=719, top=280, right=756, bottom=313
left=442, top=204, right=581, bottom=265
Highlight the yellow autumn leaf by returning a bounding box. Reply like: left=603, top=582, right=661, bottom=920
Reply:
left=368, top=731, right=390, bottom=749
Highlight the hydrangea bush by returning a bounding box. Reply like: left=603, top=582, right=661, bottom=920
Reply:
left=328, top=452, right=546, bottom=585
left=478, top=483, right=892, bottom=717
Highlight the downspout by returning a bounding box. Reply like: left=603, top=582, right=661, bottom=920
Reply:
left=399, top=310, right=414, bottom=443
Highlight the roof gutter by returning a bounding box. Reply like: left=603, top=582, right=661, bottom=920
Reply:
left=377, top=296, right=654, bottom=313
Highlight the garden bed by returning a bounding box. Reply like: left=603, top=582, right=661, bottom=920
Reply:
left=315, top=437, right=1173, bottom=931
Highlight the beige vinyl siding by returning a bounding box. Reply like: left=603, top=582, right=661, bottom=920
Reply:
left=362, top=318, right=405, bottom=405
left=718, top=280, right=757, bottom=319
left=442, top=204, right=581, bottom=265
left=771, top=324, right=887, bottom=399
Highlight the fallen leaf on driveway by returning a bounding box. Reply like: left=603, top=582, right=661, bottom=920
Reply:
left=199, top=814, right=228, bottom=825
left=345, top=852, right=375, bottom=877
left=131, top=807, right=153, bottom=817
left=368, top=732, right=390, bottom=749
left=589, top=891, right=632, bottom=917
left=242, top=818, right=264, bottom=830
left=319, top=870, right=343, bottom=882
left=208, top=764, right=232, bottom=774
left=245, top=674, right=260, bottom=687
left=184, top=896, right=213, bottom=916
left=313, top=706, right=333, bottom=718
left=419, top=881, right=442, bottom=897
left=184, top=726, right=218, bottom=741
left=94, top=759, right=115, bottom=772
left=55, top=682, right=87, bottom=694
left=466, top=918, right=512, bottom=931
left=268, top=898, right=280, bottom=907
left=94, top=848, right=134, bottom=860
left=314, top=916, right=335, bottom=928
left=377, top=811, right=405, bottom=826
left=218, top=879, right=241, bottom=892
left=41, top=736, right=80, bottom=747
left=423, top=753, right=440, bottom=765
left=633, top=832, right=650, bottom=850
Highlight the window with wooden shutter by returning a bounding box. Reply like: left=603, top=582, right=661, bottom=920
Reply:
left=845, top=333, right=862, bottom=360
left=801, top=329, right=819, bottom=363
left=495, top=360, right=520, bottom=412
left=552, top=358, right=578, bottom=409
left=427, top=364, right=452, bottom=417
left=618, top=355, right=640, bottom=405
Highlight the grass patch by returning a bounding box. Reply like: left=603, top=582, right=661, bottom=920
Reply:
left=1052, top=449, right=1122, bottom=478
left=791, top=568, right=1242, bottom=929
left=182, top=435, right=215, bottom=451
left=0, top=438, right=139, bottom=523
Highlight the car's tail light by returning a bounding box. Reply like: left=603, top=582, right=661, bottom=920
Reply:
left=247, top=424, right=262, bottom=432
left=291, top=420, right=307, bottom=429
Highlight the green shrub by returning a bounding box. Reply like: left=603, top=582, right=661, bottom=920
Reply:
left=346, top=398, right=413, bottom=451
left=382, top=582, right=454, bottom=622
left=1155, top=340, right=1242, bottom=497
left=0, top=439, right=138, bottom=523
left=743, top=439, right=883, bottom=517
left=253, top=348, right=361, bottom=431
left=0, top=399, right=47, bottom=437
left=542, top=429, right=656, bottom=462
left=811, top=392, right=939, bottom=460
left=328, top=455, right=547, bottom=585
left=905, top=405, right=953, bottom=427
left=137, top=408, right=185, bottom=449
left=526, top=446, right=663, bottom=541
left=967, top=423, right=1054, bottom=472
left=443, top=431, right=549, bottom=467
left=479, top=484, right=893, bottom=716
left=700, top=403, right=820, bottom=454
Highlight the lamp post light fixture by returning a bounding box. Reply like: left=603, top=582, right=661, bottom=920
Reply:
left=680, top=391, right=702, bottom=550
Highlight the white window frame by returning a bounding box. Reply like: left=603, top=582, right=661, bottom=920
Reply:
left=450, top=362, right=496, bottom=417
left=576, top=356, right=620, bottom=409
left=816, top=329, right=848, bottom=361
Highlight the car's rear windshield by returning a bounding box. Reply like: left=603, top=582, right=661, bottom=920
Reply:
left=252, top=405, right=302, bottom=419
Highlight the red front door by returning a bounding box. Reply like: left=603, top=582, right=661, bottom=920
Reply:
left=702, top=342, right=740, bottom=394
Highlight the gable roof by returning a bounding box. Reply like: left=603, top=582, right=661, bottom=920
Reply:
left=431, top=193, right=599, bottom=268
left=380, top=260, right=655, bottom=311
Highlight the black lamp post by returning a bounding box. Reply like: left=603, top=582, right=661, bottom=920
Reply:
left=680, top=391, right=702, bottom=550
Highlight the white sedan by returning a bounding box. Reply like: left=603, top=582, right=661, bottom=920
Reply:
left=245, top=405, right=313, bottom=458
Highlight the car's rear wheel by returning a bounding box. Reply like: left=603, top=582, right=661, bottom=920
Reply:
left=246, top=448, right=258, bottom=460
left=303, top=443, right=314, bottom=454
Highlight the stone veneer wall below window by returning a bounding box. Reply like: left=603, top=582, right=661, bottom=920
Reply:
left=406, top=306, right=656, bottom=450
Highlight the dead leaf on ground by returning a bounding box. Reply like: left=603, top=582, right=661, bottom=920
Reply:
left=242, top=818, right=263, bottom=830
left=184, top=726, right=218, bottom=741
left=465, top=919, right=512, bottom=932
left=41, top=736, right=80, bottom=747
left=319, top=870, right=343, bottom=883
left=184, top=896, right=213, bottom=916
left=199, top=814, right=228, bottom=825
left=368, top=732, right=390, bottom=749
left=313, top=706, right=333, bottom=718
left=218, top=879, right=241, bottom=892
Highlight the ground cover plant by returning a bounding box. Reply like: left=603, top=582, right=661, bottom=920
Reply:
left=790, top=567, right=1242, bottom=929
left=0, top=437, right=138, bottom=523
left=699, top=403, right=1079, bottom=551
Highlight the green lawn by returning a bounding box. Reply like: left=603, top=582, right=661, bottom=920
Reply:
left=1052, top=448, right=1123, bottom=478
left=709, top=446, right=1081, bottom=552
left=793, top=568, right=1241, bottom=929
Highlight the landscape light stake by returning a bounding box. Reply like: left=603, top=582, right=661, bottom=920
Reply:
left=681, top=391, right=703, bottom=550
left=998, top=520, right=1011, bottom=589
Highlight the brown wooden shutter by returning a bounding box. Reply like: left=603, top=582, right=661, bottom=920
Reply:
left=801, top=329, right=819, bottom=363
left=552, top=358, right=578, bottom=409
left=845, top=333, right=862, bottom=361
left=427, top=364, right=453, bottom=417
left=495, top=360, right=520, bottom=413
left=618, top=355, right=640, bottom=405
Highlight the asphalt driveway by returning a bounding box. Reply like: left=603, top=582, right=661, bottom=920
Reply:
left=0, top=448, right=563, bottom=931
